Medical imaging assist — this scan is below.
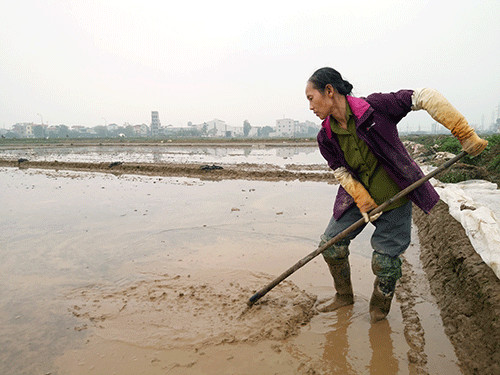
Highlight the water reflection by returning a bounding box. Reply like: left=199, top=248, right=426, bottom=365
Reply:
left=369, top=320, right=399, bottom=375
left=321, top=307, right=399, bottom=374
left=152, top=148, right=162, bottom=163
left=322, top=306, right=357, bottom=374
left=276, top=147, right=317, bottom=159
left=0, top=145, right=324, bottom=167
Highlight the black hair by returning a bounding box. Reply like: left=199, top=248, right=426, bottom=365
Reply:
left=308, top=67, right=353, bottom=96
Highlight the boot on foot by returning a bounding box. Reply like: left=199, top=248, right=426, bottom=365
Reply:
left=369, top=277, right=396, bottom=322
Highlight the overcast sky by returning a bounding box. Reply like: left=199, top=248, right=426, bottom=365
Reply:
left=1, top=0, right=499, bottom=131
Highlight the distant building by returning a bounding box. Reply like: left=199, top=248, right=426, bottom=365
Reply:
left=205, top=119, right=228, bottom=137
left=275, top=118, right=296, bottom=137
left=12, top=123, right=35, bottom=138
left=274, top=119, right=319, bottom=137
left=297, top=120, right=319, bottom=135
left=189, top=119, right=238, bottom=137
left=133, top=124, right=149, bottom=137
left=151, top=111, right=161, bottom=137
left=25, top=123, right=34, bottom=138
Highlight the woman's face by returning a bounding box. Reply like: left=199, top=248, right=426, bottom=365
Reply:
left=305, top=81, right=334, bottom=120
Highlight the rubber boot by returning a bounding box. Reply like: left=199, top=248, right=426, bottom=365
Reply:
left=369, top=277, right=396, bottom=322
left=317, top=258, right=354, bottom=312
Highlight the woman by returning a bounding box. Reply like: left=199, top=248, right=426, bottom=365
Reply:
left=306, top=67, right=487, bottom=322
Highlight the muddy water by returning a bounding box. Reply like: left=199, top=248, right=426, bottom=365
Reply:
left=0, top=167, right=461, bottom=374
left=0, top=144, right=322, bottom=167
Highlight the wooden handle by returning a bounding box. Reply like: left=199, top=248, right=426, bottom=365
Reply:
left=247, top=151, right=467, bottom=306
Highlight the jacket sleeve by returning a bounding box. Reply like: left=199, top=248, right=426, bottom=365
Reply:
left=365, top=90, right=414, bottom=123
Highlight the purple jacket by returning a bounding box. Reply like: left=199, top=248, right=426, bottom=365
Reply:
left=317, top=90, right=440, bottom=219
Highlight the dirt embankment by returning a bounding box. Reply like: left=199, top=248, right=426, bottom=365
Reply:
left=413, top=201, right=500, bottom=375
left=0, top=159, right=336, bottom=183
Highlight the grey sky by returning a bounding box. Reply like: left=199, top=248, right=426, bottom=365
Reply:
left=1, top=0, right=499, bottom=131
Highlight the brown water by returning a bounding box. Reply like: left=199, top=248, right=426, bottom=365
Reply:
left=0, top=167, right=461, bottom=374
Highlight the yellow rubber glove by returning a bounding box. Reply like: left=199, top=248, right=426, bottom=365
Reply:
left=333, top=167, right=381, bottom=222
left=412, top=88, right=487, bottom=156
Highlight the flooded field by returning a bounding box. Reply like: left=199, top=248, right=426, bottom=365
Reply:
left=0, top=142, right=323, bottom=167
left=0, top=156, right=463, bottom=374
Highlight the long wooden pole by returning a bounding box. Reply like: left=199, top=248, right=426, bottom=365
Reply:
left=247, top=151, right=467, bottom=306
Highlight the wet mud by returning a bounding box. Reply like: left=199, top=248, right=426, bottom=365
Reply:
left=413, top=201, right=500, bottom=375
left=396, top=257, right=429, bottom=373
left=0, top=159, right=489, bottom=374
left=67, top=270, right=317, bottom=349
left=0, top=158, right=335, bottom=183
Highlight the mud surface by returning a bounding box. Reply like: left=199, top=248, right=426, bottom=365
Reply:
left=0, top=157, right=483, bottom=375
left=0, top=158, right=335, bottom=182
left=414, top=201, right=500, bottom=375
left=67, top=270, right=317, bottom=348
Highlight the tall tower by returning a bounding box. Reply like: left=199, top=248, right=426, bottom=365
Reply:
left=151, top=111, right=160, bottom=137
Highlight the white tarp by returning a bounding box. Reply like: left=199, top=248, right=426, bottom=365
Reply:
left=422, top=168, right=500, bottom=279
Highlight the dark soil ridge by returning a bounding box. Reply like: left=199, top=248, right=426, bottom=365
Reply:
left=413, top=201, right=500, bottom=375
left=0, top=159, right=336, bottom=183
left=396, top=256, right=429, bottom=375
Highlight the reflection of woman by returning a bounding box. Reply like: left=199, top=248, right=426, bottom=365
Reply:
left=322, top=306, right=354, bottom=373
left=369, top=320, right=399, bottom=374
left=305, top=67, right=487, bottom=322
